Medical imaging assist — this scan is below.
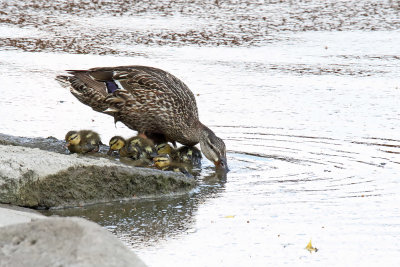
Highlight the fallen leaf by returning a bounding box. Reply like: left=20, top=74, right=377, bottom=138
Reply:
left=224, top=215, right=235, bottom=218
left=305, top=239, right=318, bottom=253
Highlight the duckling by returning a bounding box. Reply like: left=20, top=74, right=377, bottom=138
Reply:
left=153, top=154, right=190, bottom=175
left=65, top=130, right=101, bottom=154
left=128, top=136, right=157, bottom=159
left=153, top=154, right=172, bottom=169
left=176, top=146, right=202, bottom=167
left=155, top=142, right=175, bottom=157
left=107, top=136, right=141, bottom=159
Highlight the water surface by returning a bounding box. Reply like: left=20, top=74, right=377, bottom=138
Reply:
left=1, top=1, right=400, bottom=266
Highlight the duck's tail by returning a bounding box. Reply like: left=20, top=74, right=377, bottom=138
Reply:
left=56, top=71, right=109, bottom=112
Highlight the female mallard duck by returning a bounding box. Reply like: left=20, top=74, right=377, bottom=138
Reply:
left=56, top=65, right=228, bottom=171
left=108, top=135, right=156, bottom=160
left=65, top=130, right=101, bottom=154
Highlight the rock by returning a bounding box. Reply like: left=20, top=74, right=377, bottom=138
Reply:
left=0, top=216, right=147, bottom=267
left=0, top=140, right=195, bottom=208
left=0, top=133, right=68, bottom=154
left=0, top=204, right=45, bottom=227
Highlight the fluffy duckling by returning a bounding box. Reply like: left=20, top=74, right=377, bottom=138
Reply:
left=155, top=142, right=175, bottom=157
left=176, top=146, right=202, bottom=167
left=108, top=136, right=141, bottom=159
left=65, top=130, right=101, bottom=154
left=153, top=154, right=190, bottom=175
left=108, top=135, right=157, bottom=160
left=128, top=136, right=157, bottom=159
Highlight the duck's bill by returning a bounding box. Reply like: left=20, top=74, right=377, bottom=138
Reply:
left=214, top=158, right=229, bottom=172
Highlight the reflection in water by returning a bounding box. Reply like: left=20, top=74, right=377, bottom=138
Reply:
left=44, top=176, right=226, bottom=248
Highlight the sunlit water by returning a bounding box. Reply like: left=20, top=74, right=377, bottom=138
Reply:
left=1, top=1, right=400, bottom=266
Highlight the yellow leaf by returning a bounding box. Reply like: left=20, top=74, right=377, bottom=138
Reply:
left=224, top=215, right=235, bottom=218
left=305, top=239, right=318, bottom=253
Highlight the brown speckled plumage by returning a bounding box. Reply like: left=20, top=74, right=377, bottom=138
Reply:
left=56, top=65, right=228, bottom=170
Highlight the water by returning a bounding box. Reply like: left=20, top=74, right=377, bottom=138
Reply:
left=1, top=0, right=400, bottom=266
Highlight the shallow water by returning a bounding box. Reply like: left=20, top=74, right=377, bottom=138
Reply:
left=1, top=0, right=400, bottom=266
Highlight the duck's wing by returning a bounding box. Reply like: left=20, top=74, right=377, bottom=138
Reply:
left=89, top=66, right=200, bottom=133
left=57, top=65, right=200, bottom=140
left=56, top=71, right=109, bottom=112
left=93, top=66, right=198, bottom=116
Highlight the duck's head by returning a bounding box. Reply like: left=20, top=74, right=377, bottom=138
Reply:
left=156, top=143, right=173, bottom=155
left=153, top=154, right=172, bottom=169
left=108, top=136, right=126, bottom=155
left=200, top=127, right=229, bottom=172
left=65, top=131, right=81, bottom=146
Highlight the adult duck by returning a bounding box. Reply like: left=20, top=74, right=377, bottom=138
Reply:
left=56, top=65, right=228, bottom=171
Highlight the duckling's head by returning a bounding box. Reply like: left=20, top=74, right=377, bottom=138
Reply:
left=153, top=154, right=172, bottom=169
left=200, top=127, right=229, bottom=172
left=126, top=142, right=142, bottom=160
left=108, top=136, right=126, bottom=155
left=65, top=131, right=81, bottom=146
left=178, top=146, right=202, bottom=164
left=132, top=137, right=157, bottom=159
left=156, top=143, right=173, bottom=155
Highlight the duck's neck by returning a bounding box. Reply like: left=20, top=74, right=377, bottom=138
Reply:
left=196, top=122, right=217, bottom=145
left=182, top=120, right=208, bottom=146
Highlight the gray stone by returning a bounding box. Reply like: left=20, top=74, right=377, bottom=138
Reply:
left=0, top=141, right=195, bottom=208
left=0, top=216, right=147, bottom=267
left=0, top=204, right=45, bottom=227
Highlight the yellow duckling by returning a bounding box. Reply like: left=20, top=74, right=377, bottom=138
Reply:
left=155, top=142, right=175, bottom=157
left=153, top=154, right=191, bottom=175
left=176, top=146, right=202, bottom=167
left=128, top=136, right=157, bottom=159
left=65, top=130, right=101, bottom=154
left=108, top=136, right=141, bottom=159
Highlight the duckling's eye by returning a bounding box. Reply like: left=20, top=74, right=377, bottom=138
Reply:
left=69, top=135, right=78, bottom=141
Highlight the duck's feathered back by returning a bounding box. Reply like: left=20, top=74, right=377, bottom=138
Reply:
left=57, top=65, right=200, bottom=145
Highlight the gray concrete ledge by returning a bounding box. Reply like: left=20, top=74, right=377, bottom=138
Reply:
left=0, top=134, right=195, bottom=209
